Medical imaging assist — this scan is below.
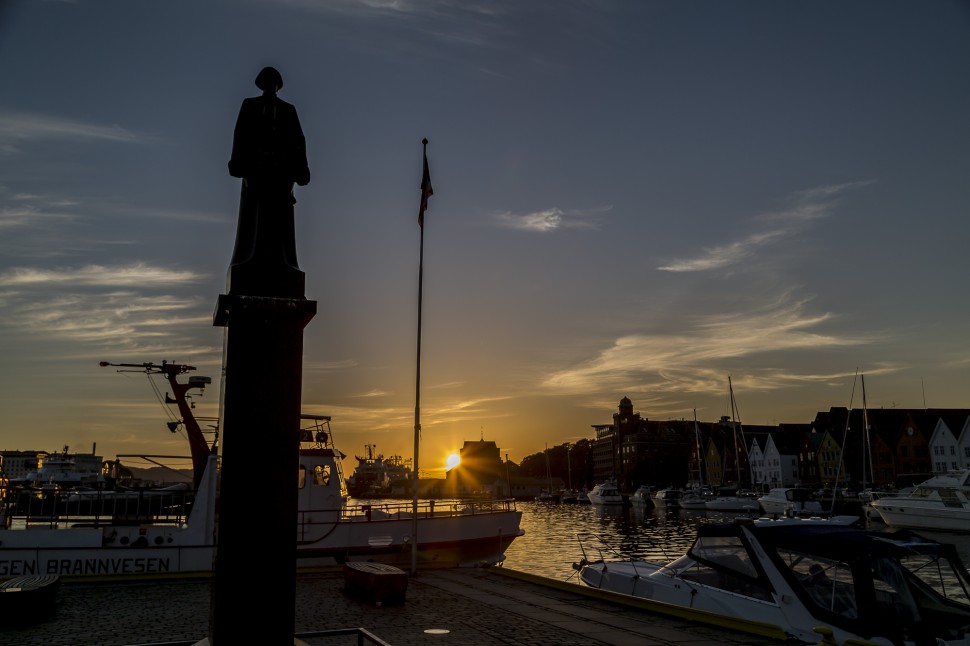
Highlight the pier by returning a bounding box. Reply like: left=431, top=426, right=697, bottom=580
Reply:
left=4, top=568, right=779, bottom=646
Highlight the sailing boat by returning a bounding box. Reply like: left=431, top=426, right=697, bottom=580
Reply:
left=705, top=378, right=758, bottom=513
left=681, top=411, right=711, bottom=510
left=535, top=445, right=557, bottom=502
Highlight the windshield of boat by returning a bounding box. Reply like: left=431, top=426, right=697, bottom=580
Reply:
left=900, top=553, right=970, bottom=606
left=776, top=548, right=859, bottom=618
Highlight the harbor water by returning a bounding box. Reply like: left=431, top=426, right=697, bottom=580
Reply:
left=497, top=500, right=970, bottom=583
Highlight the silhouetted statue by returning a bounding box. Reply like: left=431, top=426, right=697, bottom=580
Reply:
left=227, top=66, right=310, bottom=296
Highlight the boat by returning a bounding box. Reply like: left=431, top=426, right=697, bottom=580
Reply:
left=0, top=361, right=525, bottom=579
left=14, top=446, right=106, bottom=490
left=346, top=445, right=412, bottom=499
left=652, top=488, right=683, bottom=509
left=629, top=485, right=653, bottom=506
left=558, top=489, right=578, bottom=504
left=705, top=487, right=759, bottom=513
left=871, top=469, right=970, bottom=532
left=534, top=489, right=558, bottom=502
left=587, top=480, right=624, bottom=505
left=705, top=380, right=757, bottom=514
left=534, top=445, right=557, bottom=502
left=575, top=488, right=590, bottom=504
left=573, top=517, right=970, bottom=645
left=678, top=491, right=710, bottom=510
left=757, top=487, right=824, bottom=517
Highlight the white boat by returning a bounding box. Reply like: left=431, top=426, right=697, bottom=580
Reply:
left=757, top=487, right=824, bottom=517
left=0, top=361, right=525, bottom=579
left=871, top=469, right=970, bottom=532
left=534, top=489, right=558, bottom=502
left=573, top=517, right=970, bottom=646
left=705, top=491, right=759, bottom=513
left=652, top=488, right=683, bottom=509
left=587, top=480, right=624, bottom=505
left=17, top=447, right=106, bottom=490
left=680, top=491, right=711, bottom=511
left=629, top=485, right=653, bottom=506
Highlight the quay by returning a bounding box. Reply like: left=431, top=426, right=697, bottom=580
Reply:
left=1, top=567, right=780, bottom=646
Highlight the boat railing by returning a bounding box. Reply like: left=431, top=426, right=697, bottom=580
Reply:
left=2, top=485, right=194, bottom=529
left=575, top=531, right=673, bottom=574
left=297, top=497, right=517, bottom=525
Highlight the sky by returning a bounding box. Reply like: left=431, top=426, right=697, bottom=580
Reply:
left=1, top=0, right=968, bottom=477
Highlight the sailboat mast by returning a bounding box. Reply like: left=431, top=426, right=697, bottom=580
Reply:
left=693, top=409, right=704, bottom=489
left=862, top=374, right=873, bottom=488
left=729, top=377, right=742, bottom=487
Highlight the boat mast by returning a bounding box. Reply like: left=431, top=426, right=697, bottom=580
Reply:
left=693, top=409, right=704, bottom=490
left=100, top=361, right=217, bottom=491
left=728, top=377, right=745, bottom=489
left=862, top=374, right=874, bottom=489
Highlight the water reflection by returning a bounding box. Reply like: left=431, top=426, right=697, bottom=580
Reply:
left=503, top=501, right=759, bottom=581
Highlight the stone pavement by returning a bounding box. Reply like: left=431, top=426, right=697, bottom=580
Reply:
left=0, top=568, right=783, bottom=646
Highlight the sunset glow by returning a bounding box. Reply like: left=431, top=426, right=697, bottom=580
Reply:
left=446, top=453, right=460, bottom=470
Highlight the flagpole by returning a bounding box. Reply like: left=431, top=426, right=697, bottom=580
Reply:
left=411, top=138, right=432, bottom=575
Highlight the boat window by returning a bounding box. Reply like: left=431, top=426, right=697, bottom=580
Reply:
left=778, top=549, right=858, bottom=619
left=314, top=465, right=330, bottom=486
left=901, top=554, right=970, bottom=606
left=298, top=465, right=306, bottom=489
left=690, top=535, right=758, bottom=578
left=870, top=558, right=920, bottom=624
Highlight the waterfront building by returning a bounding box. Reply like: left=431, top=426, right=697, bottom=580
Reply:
left=444, top=438, right=505, bottom=495
left=760, top=426, right=809, bottom=487
left=928, top=413, right=970, bottom=473
left=591, top=397, right=692, bottom=491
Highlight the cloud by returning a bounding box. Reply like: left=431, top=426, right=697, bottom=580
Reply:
left=0, top=263, right=205, bottom=288
left=542, top=294, right=879, bottom=396
left=793, top=180, right=877, bottom=200
left=494, top=205, right=609, bottom=232
left=657, top=230, right=789, bottom=272
left=657, top=181, right=873, bottom=273
left=0, top=110, right=152, bottom=150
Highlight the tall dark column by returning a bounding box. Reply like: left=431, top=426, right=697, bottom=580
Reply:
left=210, top=66, right=315, bottom=645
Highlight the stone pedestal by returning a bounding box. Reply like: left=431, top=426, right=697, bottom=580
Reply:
left=210, top=294, right=316, bottom=645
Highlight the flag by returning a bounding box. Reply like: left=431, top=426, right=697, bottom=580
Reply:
left=418, top=141, right=433, bottom=228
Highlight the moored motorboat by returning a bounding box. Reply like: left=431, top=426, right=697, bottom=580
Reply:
left=629, top=485, right=653, bottom=507
left=757, top=487, right=824, bottom=517
left=871, top=469, right=970, bottom=532
left=587, top=480, right=624, bottom=505
left=0, top=361, right=525, bottom=579
left=705, top=494, right=758, bottom=513
left=574, top=517, right=970, bottom=645
left=679, top=489, right=711, bottom=510
left=652, top=488, right=683, bottom=509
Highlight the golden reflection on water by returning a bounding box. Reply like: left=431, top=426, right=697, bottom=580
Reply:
left=502, top=503, right=970, bottom=583
left=502, top=502, right=722, bottom=582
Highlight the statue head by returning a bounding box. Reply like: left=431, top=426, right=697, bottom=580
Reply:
left=255, top=67, right=283, bottom=94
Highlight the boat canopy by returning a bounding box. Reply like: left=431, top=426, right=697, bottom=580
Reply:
left=690, top=521, right=970, bottom=644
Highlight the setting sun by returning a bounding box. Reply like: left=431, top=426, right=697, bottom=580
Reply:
left=446, top=453, right=460, bottom=469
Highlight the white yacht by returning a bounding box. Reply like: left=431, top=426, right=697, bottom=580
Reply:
left=871, top=469, right=970, bottom=532
left=757, top=488, right=823, bottom=516
left=574, top=517, right=970, bottom=646
left=587, top=480, right=624, bottom=505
